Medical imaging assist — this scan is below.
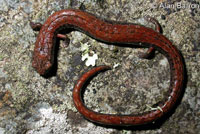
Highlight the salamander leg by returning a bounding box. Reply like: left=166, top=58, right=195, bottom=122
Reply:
left=57, top=34, right=70, bottom=47
left=30, top=22, right=42, bottom=31
left=145, top=15, right=161, bottom=33
left=30, top=22, right=70, bottom=46
left=138, top=16, right=162, bottom=59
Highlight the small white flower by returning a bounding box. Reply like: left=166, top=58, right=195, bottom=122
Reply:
left=85, top=53, right=98, bottom=66
left=113, top=63, right=120, bottom=68
left=80, top=42, right=98, bottom=66
left=81, top=53, right=89, bottom=61
left=82, top=52, right=98, bottom=66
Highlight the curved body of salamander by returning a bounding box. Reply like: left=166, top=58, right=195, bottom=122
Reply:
left=32, top=9, right=184, bottom=125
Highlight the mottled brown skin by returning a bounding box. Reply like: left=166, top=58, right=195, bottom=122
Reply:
left=31, top=9, right=184, bottom=126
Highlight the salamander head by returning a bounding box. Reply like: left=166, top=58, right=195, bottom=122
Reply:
left=32, top=55, right=52, bottom=76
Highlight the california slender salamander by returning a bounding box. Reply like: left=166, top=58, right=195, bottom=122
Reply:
left=31, top=9, right=184, bottom=126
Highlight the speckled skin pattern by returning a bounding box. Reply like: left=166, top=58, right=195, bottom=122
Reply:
left=32, top=9, right=184, bottom=126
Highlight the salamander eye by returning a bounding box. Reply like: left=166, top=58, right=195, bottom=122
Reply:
left=32, top=61, right=37, bottom=68
left=45, top=61, right=51, bottom=69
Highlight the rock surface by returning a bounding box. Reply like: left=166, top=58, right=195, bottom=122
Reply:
left=0, top=0, right=199, bottom=133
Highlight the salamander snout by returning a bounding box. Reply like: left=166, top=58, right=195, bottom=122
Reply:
left=32, top=57, right=52, bottom=75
